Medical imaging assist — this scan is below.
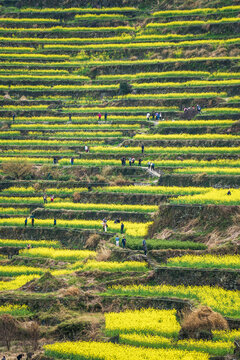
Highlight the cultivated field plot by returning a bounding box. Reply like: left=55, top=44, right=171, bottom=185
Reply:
left=0, top=1, right=240, bottom=358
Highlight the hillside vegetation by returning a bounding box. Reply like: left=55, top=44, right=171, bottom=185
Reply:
left=0, top=2, right=240, bottom=359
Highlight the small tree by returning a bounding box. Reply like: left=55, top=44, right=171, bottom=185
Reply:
left=119, top=80, right=132, bottom=95
left=1, top=160, right=33, bottom=180
left=0, top=314, right=19, bottom=350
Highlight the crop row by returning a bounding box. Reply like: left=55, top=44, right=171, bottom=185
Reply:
left=73, top=260, right=148, bottom=272
left=1, top=55, right=239, bottom=69
left=134, top=133, right=240, bottom=140
left=92, top=185, right=209, bottom=195
left=106, top=284, right=240, bottom=318
left=11, top=124, right=140, bottom=129
left=146, top=17, right=240, bottom=29
left=132, top=79, right=240, bottom=89
left=2, top=79, right=240, bottom=92
left=0, top=105, right=178, bottom=113
left=116, top=92, right=227, bottom=100
left=153, top=5, right=240, bottom=17
left=165, top=254, right=240, bottom=270
left=0, top=196, right=70, bottom=204
left=1, top=34, right=238, bottom=45
left=0, top=68, right=70, bottom=74
left=0, top=53, right=69, bottom=60
left=157, top=120, right=236, bottom=127
left=174, top=167, right=240, bottom=175
left=0, top=17, right=59, bottom=23
left=126, top=238, right=207, bottom=250
left=0, top=69, right=239, bottom=80
left=119, top=334, right=233, bottom=357
left=0, top=46, right=34, bottom=53
left=19, top=7, right=137, bottom=14
left=0, top=218, right=151, bottom=237
left=1, top=186, right=87, bottom=196
left=0, top=34, right=222, bottom=44
left=0, top=185, right=218, bottom=196
left=0, top=207, right=29, bottom=215
left=45, top=202, right=158, bottom=213
left=1, top=118, right=236, bottom=127
left=1, top=115, right=146, bottom=123
left=97, top=71, right=240, bottom=80
left=0, top=83, right=118, bottom=91
left=43, top=37, right=240, bottom=50
left=2, top=157, right=240, bottom=169
left=0, top=25, right=134, bottom=33
left=74, top=14, right=127, bottom=20
left=27, top=131, right=124, bottom=138
left=0, top=74, right=89, bottom=81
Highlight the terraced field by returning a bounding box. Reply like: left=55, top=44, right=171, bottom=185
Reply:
left=0, top=1, right=240, bottom=359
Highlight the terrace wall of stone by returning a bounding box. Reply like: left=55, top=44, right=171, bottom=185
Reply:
left=154, top=267, right=240, bottom=290
left=32, top=208, right=151, bottom=222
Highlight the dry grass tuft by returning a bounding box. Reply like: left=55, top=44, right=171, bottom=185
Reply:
left=85, top=234, right=101, bottom=249
left=155, top=228, right=174, bottom=240
left=101, top=166, right=113, bottom=177
left=96, top=248, right=112, bottom=262
left=181, top=306, right=228, bottom=338
left=73, top=192, right=81, bottom=202
left=59, top=286, right=84, bottom=297
left=109, top=174, right=129, bottom=186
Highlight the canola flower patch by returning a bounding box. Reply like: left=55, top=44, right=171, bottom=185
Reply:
left=0, top=265, right=46, bottom=277
left=97, top=71, right=240, bottom=80
left=153, top=5, right=240, bottom=17
left=76, top=260, right=148, bottom=272
left=105, top=309, right=180, bottom=338
left=170, top=189, right=240, bottom=205
left=116, top=92, right=227, bottom=100
left=45, top=202, right=158, bottom=213
left=146, top=17, right=240, bottom=29
left=20, top=248, right=96, bottom=261
left=0, top=196, right=69, bottom=204
left=19, top=7, right=137, bottom=13
left=12, top=123, right=140, bottom=130
left=165, top=254, right=240, bottom=270
left=0, top=238, right=60, bottom=248
left=126, top=238, right=207, bottom=250
left=75, top=13, right=128, bottom=20
left=48, top=37, right=240, bottom=51
left=44, top=340, right=209, bottom=360
left=174, top=167, right=240, bottom=175
left=134, top=133, right=240, bottom=140
left=0, top=275, right=39, bottom=291
left=94, top=185, right=210, bottom=195
left=0, top=207, right=29, bottom=215
left=157, top=120, right=236, bottom=127
left=106, top=284, right=240, bottom=318
left=1, top=186, right=87, bottom=196
left=29, top=131, right=123, bottom=138
left=119, top=333, right=234, bottom=356
left=0, top=304, right=33, bottom=317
